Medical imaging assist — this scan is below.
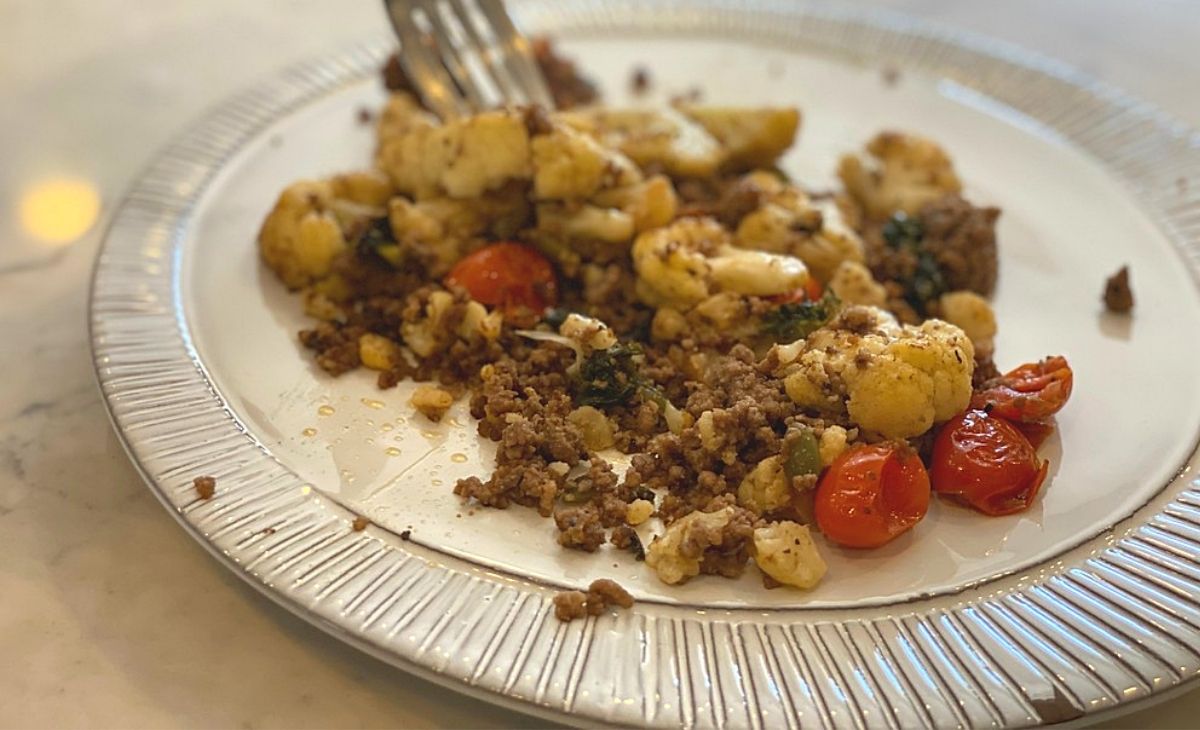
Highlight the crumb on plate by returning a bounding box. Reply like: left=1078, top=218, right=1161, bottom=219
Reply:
left=553, top=578, right=635, bottom=622
left=630, top=65, right=651, bottom=94
left=1103, top=265, right=1134, bottom=313
left=194, top=476, right=216, bottom=500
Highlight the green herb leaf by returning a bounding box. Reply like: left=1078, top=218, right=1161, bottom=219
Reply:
left=357, top=217, right=395, bottom=249
left=882, top=212, right=923, bottom=250
left=572, top=343, right=645, bottom=407
left=760, top=290, right=842, bottom=342
left=356, top=217, right=405, bottom=268
left=904, top=251, right=947, bottom=315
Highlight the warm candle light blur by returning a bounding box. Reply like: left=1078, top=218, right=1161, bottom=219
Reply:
left=18, top=177, right=100, bottom=244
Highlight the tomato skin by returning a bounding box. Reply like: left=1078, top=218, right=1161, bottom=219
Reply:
left=1014, top=421, right=1055, bottom=450
left=931, top=409, right=1048, bottom=516
left=814, top=444, right=931, bottom=549
left=971, top=356, right=1073, bottom=423
left=768, top=277, right=823, bottom=304
left=444, top=242, right=558, bottom=316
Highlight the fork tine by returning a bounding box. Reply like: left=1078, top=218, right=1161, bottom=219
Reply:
left=418, top=0, right=491, bottom=110
left=475, top=0, right=554, bottom=108
left=447, top=0, right=520, bottom=104
left=383, top=0, right=469, bottom=119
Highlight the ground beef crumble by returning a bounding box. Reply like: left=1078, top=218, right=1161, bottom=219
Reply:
left=553, top=578, right=634, bottom=622
left=1104, top=265, right=1134, bottom=313
left=193, top=476, right=216, bottom=500
left=861, top=194, right=999, bottom=320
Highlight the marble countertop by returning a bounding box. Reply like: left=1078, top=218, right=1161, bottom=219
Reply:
left=2, top=1, right=1198, bottom=727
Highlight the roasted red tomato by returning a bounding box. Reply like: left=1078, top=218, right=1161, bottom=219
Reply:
left=814, top=443, right=931, bottom=549
left=445, top=242, right=558, bottom=315
left=1014, top=421, right=1055, bottom=450
left=768, top=276, right=824, bottom=304
left=971, top=355, right=1073, bottom=423
left=931, top=409, right=1049, bottom=516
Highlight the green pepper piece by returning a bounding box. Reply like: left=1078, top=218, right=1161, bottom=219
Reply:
left=783, top=426, right=822, bottom=480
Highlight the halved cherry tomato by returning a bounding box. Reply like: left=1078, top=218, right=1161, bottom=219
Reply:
left=931, top=409, right=1049, bottom=516
left=971, top=355, right=1073, bottom=423
left=1014, top=421, right=1055, bottom=450
left=444, top=242, right=558, bottom=316
left=768, top=276, right=824, bottom=304
left=814, top=443, right=931, bottom=549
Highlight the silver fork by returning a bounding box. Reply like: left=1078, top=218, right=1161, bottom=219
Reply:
left=382, top=0, right=555, bottom=119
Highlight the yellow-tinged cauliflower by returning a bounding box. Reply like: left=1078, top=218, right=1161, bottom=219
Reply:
left=375, top=93, right=438, bottom=150
left=563, top=107, right=724, bottom=178
left=329, top=169, right=393, bottom=208
left=536, top=203, right=636, bottom=245
left=828, top=260, right=888, bottom=307
left=752, top=522, right=827, bottom=589
left=535, top=175, right=679, bottom=251
left=644, top=506, right=735, bottom=585
left=358, top=333, right=403, bottom=371
left=778, top=305, right=974, bottom=439
left=733, top=172, right=865, bottom=283
left=838, top=131, right=962, bottom=220
left=937, top=290, right=997, bottom=358
left=737, top=455, right=792, bottom=514
left=591, top=175, right=679, bottom=233
left=258, top=180, right=347, bottom=290
left=531, top=121, right=641, bottom=200
left=568, top=406, right=617, bottom=451
left=387, top=188, right=529, bottom=276
left=818, top=425, right=851, bottom=467
left=410, top=384, right=455, bottom=422
left=400, top=290, right=502, bottom=359
left=632, top=217, right=811, bottom=309
left=677, top=105, right=801, bottom=170
left=378, top=108, right=532, bottom=199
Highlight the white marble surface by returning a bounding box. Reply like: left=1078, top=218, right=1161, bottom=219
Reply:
left=1, top=1, right=1198, bottom=727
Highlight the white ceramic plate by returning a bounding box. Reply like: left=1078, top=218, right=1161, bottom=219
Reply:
left=92, top=1, right=1200, bottom=726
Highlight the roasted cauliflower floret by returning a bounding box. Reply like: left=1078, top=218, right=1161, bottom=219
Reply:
left=645, top=506, right=735, bottom=585
left=752, top=521, right=827, bottom=589
left=709, top=247, right=809, bottom=297
left=536, top=203, right=636, bottom=245
left=737, top=455, right=791, bottom=515
left=564, top=107, right=724, bottom=178
left=258, top=180, right=347, bottom=289
left=387, top=188, right=529, bottom=276
left=401, top=290, right=502, bottom=359
left=375, top=93, right=438, bottom=151
left=531, top=121, right=641, bottom=200
left=632, top=218, right=812, bottom=309
left=677, top=105, right=801, bottom=170
left=329, top=169, right=393, bottom=208
left=378, top=108, right=532, bottom=199
left=937, top=290, right=997, bottom=358
left=818, top=425, right=850, bottom=467
left=559, top=312, right=619, bottom=354
left=838, top=131, right=962, bottom=220
left=358, top=333, right=403, bottom=371
left=568, top=406, right=617, bottom=451
left=591, top=175, right=679, bottom=233
left=410, top=384, right=455, bottom=422
left=780, top=306, right=974, bottom=439
left=828, top=260, right=888, bottom=307
left=734, top=175, right=865, bottom=283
